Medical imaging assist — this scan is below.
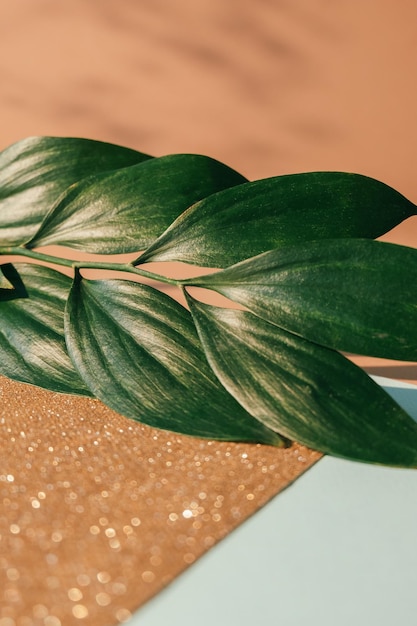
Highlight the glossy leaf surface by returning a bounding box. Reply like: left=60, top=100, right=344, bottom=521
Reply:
left=187, top=239, right=417, bottom=360
left=0, top=136, right=151, bottom=246
left=187, top=296, right=417, bottom=466
left=0, top=263, right=92, bottom=396
left=137, top=172, right=416, bottom=267
left=64, top=276, right=282, bottom=444
left=27, top=154, right=247, bottom=253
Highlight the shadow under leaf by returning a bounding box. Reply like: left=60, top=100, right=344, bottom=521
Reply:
left=0, top=263, right=29, bottom=301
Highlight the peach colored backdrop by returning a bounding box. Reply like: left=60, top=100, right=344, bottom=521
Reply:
left=2, top=0, right=417, bottom=377
left=1, top=1, right=416, bottom=190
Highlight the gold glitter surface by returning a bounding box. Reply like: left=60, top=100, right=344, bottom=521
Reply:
left=0, top=375, right=320, bottom=624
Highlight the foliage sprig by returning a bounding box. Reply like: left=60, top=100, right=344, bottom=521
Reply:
left=1, top=136, right=417, bottom=467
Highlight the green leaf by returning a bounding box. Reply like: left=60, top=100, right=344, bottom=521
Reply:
left=136, top=172, right=416, bottom=267
left=187, top=295, right=417, bottom=467
left=64, top=275, right=282, bottom=445
left=26, top=154, right=247, bottom=253
left=186, top=239, right=417, bottom=361
left=0, top=136, right=151, bottom=246
left=0, top=263, right=92, bottom=396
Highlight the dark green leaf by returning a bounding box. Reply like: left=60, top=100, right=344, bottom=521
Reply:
left=64, top=275, right=282, bottom=445
left=0, top=136, right=151, bottom=246
left=187, top=295, right=417, bottom=467
left=186, top=239, right=417, bottom=361
left=0, top=263, right=92, bottom=396
left=136, top=172, right=416, bottom=267
left=26, top=154, right=247, bottom=253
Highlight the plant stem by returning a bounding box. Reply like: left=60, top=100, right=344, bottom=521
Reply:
left=0, top=246, right=181, bottom=286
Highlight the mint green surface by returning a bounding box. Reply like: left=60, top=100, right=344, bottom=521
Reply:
left=134, top=377, right=417, bottom=626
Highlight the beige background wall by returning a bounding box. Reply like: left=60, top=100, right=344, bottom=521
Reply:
left=2, top=0, right=417, bottom=378
left=1, top=0, right=416, bottom=192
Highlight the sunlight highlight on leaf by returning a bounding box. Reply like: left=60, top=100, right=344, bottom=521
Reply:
left=64, top=275, right=283, bottom=445
left=187, top=294, right=417, bottom=467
